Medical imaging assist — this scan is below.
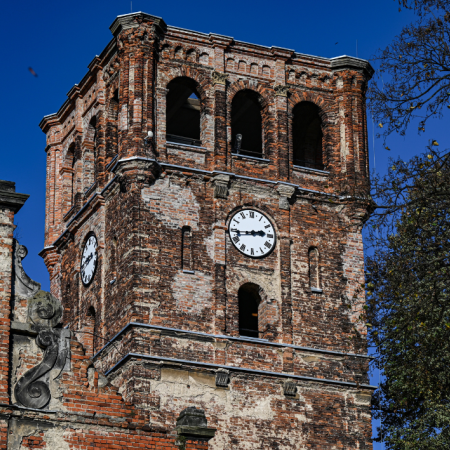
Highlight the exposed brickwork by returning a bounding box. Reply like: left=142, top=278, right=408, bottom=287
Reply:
left=30, top=11, right=376, bottom=449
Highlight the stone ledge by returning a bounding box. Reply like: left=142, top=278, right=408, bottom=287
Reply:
left=0, top=180, right=29, bottom=213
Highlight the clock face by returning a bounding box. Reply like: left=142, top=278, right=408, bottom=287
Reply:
left=229, top=209, right=276, bottom=258
left=81, top=234, right=98, bottom=286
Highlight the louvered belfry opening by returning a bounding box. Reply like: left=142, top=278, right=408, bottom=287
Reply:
left=166, top=77, right=201, bottom=146
left=293, top=101, right=324, bottom=170
left=231, top=90, right=263, bottom=158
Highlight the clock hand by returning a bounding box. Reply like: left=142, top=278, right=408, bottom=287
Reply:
left=81, top=253, right=93, bottom=270
left=231, top=229, right=266, bottom=236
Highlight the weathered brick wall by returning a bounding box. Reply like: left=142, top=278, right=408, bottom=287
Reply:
left=37, top=12, right=375, bottom=449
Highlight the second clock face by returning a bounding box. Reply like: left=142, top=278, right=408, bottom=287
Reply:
left=229, top=209, right=276, bottom=258
left=81, top=234, right=98, bottom=286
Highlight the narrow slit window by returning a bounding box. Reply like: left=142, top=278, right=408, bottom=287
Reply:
left=64, top=144, right=75, bottom=212
left=85, top=306, right=96, bottom=356
left=309, top=247, right=320, bottom=290
left=166, top=77, right=201, bottom=146
left=84, top=117, right=98, bottom=188
left=238, top=283, right=261, bottom=338
left=182, top=226, right=193, bottom=271
left=231, top=90, right=263, bottom=158
left=293, top=102, right=324, bottom=170
left=106, top=89, right=119, bottom=158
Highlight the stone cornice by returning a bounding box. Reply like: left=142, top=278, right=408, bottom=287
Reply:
left=0, top=181, right=29, bottom=213
left=331, top=55, right=375, bottom=79
left=109, top=12, right=167, bottom=37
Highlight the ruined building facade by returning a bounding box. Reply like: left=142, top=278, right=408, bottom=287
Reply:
left=1, top=12, right=375, bottom=449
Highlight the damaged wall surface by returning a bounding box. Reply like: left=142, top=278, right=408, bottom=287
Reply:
left=2, top=11, right=375, bottom=449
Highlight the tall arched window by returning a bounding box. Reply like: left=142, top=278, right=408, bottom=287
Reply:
left=293, top=102, right=324, bottom=170
left=238, top=283, right=261, bottom=337
left=308, top=247, right=321, bottom=291
left=231, top=90, right=263, bottom=157
left=166, top=77, right=201, bottom=146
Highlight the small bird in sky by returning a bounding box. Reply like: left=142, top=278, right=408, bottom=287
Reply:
left=28, top=67, right=38, bottom=77
left=335, top=42, right=338, bottom=45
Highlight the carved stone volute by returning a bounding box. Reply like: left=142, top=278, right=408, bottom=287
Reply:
left=13, top=240, right=40, bottom=298
left=13, top=287, right=70, bottom=410
left=28, top=290, right=63, bottom=328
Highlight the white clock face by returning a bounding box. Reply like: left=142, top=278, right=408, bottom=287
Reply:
left=229, top=209, right=276, bottom=258
left=81, top=234, right=98, bottom=286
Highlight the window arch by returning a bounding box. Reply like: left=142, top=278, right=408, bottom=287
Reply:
left=166, top=77, right=201, bottom=146
left=293, top=102, right=324, bottom=170
left=238, top=283, right=261, bottom=337
left=231, top=90, right=263, bottom=157
left=308, top=247, right=320, bottom=291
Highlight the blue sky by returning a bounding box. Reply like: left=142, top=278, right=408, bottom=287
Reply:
left=2, top=1, right=447, bottom=446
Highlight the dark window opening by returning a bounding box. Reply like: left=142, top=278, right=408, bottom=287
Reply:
left=85, top=306, right=96, bottom=355
left=293, top=102, right=324, bottom=170
left=166, top=77, right=201, bottom=146
left=85, top=116, right=98, bottom=187
left=238, top=283, right=261, bottom=338
left=181, top=226, right=193, bottom=271
left=231, top=90, right=263, bottom=158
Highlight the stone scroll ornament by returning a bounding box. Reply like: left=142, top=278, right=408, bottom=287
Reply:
left=13, top=240, right=40, bottom=298
left=14, top=290, right=70, bottom=409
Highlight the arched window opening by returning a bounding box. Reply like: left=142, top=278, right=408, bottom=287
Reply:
left=293, top=102, right=324, bottom=170
left=181, top=226, right=193, bottom=271
left=308, top=247, right=321, bottom=291
left=231, top=90, right=263, bottom=157
left=238, top=283, right=261, bottom=338
left=166, top=77, right=201, bottom=146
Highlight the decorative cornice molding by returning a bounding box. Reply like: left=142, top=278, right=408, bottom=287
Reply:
left=109, top=12, right=167, bottom=37
left=330, top=55, right=374, bottom=78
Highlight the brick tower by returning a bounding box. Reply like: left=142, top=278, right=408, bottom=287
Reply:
left=39, top=12, right=375, bottom=449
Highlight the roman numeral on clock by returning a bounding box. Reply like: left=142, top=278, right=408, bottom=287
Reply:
left=240, top=244, right=246, bottom=251
left=233, top=236, right=240, bottom=243
left=264, top=241, right=271, bottom=248
left=251, top=248, right=254, bottom=255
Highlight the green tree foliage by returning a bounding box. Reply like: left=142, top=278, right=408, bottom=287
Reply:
left=366, top=148, right=450, bottom=448
left=368, top=0, right=450, bottom=140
